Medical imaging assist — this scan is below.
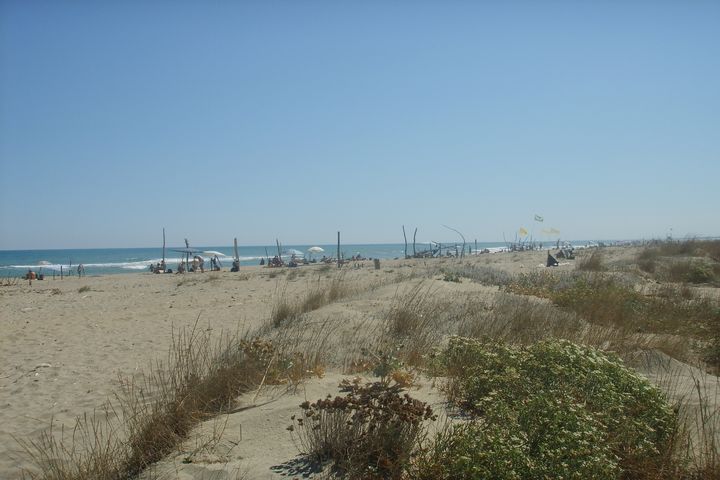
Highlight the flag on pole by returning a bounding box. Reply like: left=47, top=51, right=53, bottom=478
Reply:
left=534, top=214, right=544, bottom=222
left=518, top=227, right=529, bottom=237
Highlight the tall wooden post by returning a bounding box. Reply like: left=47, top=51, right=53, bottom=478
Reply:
left=337, top=231, right=341, bottom=268
left=402, top=226, right=408, bottom=259
left=162, top=228, right=166, bottom=263
left=413, top=228, right=417, bottom=257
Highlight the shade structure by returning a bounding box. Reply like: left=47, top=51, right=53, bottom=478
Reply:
left=202, top=250, right=227, bottom=257
left=308, top=246, right=324, bottom=254
left=171, top=248, right=203, bottom=254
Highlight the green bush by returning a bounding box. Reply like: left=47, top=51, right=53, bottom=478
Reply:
left=423, top=337, right=677, bottom=479
left=506, top=272, right=644, bottom=328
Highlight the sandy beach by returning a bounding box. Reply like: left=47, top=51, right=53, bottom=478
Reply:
left=1, top=247, right=718, bottom=479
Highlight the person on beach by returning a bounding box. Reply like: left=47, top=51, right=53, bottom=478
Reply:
left=77, top=264, right=85, bottom=277
left=177, top=261, right=186, bottom=274
left=160, top=260, right=166, bottom=272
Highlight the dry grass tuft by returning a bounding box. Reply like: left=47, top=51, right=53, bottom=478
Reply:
left=270, top=273, right=353, bottom=328
left=18, top=317, right=322, bottom=480
left=383, top=282, right=447, bottom=366
left=576, top=249, right=606, bottom=271
left=429, top=264, right=512, bottom=287
left=1, top=276, right=20, bottom=287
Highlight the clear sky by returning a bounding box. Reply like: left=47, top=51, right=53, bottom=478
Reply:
left=1, top=1, right=718, bottom=249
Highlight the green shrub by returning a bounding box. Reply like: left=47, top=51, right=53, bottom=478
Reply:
left=686, top=262, right=714, bottom=284
left=413, top=421, right=532, bottom=480
left=505, top=272, right=718, bottom=338
left=425, top=337, right=677, bottom=479
left=506, top=272, right=644, bottom=329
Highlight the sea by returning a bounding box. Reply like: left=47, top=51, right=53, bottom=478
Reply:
left=0, top=241, right=601, bottom=278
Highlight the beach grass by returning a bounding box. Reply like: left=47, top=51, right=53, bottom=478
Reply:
left=18, top=317, right=324, bottom=480
left=17, top=243, right=720, bottom=479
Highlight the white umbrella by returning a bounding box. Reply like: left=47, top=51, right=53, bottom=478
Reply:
left=202, top=251, right=227, bottom=257
left=308, top=246, right=324, bottom=254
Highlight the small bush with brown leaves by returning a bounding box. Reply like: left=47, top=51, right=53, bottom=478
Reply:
left=290, top=379, right=434, bottom=479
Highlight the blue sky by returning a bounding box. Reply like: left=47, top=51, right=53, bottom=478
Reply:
left=1, top=1, right=718, bottom=249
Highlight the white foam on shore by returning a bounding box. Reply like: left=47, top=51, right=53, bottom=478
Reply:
left=7, top=255, right=268, bottom=271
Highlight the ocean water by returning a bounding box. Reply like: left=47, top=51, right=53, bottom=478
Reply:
left=0, top=242, right=522, bottom=277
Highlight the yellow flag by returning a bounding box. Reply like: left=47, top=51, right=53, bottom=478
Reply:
left=518, top=227, right=528, bottom=237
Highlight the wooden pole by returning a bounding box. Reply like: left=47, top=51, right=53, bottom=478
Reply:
left=475, top=239, right=477, bottom=255
left=443, top=225, right=466, bottom=258
left=276, top=239, right=282, bottom=262
left=162, top=228, right=166, bottom=263
left=60, top=265, right=63, bottom=280
left=337, top=231, right=341, bottom=268
left=402, top=226, right=408, bottom=259
left=413, top=228, right=417, bottom=257
left=234, top=238, right=239, bottom=262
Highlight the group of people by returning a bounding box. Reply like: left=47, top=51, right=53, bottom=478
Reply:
left=25, top=263, right=85, bottom=282
left=164, top=255, right=226, bottom=274
left=149, top=260, right=167, bottom=273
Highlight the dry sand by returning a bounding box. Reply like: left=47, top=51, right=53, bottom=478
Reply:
left=1, top=247, right=716, bottom=479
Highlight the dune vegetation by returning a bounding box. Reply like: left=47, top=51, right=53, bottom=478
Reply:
left=16, top=240, right=720, bottom=480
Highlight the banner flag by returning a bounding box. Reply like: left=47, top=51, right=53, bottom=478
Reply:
left=534, top=214, right=544, bottom=222
left=518, top=227, right=529, bottom=237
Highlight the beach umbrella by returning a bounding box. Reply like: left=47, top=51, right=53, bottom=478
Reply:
left=308, top=246, right=324, bottom=254
left=202, top=250, right=227, bottom=257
